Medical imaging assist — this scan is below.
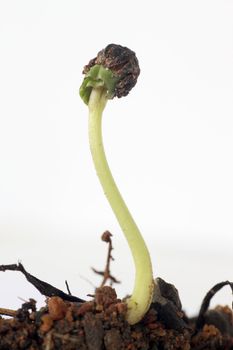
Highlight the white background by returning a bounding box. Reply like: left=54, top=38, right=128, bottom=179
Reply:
left=0, top=0, right=233, bottom=316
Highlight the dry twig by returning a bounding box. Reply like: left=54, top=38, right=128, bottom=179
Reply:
left=0, top=307, right=17, bottom=317
left=92, top=231, right=120, bottom=287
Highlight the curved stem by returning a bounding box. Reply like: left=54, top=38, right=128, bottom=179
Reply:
left=88, top=87, right=154, bottom=324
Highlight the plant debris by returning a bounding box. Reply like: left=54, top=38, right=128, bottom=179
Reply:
left=0, top=263, right=85, bottom=303
left=195, top=280, right=233, bottom=332
left=92, top=231, right=120, bottom=287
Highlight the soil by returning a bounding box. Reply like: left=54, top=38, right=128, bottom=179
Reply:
left=1, top=233, right=233, bottom=349
left=0, top=283, right=233, bottom=349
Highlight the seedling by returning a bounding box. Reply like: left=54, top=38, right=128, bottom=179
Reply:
left=79, top=44, right=154, bottom=325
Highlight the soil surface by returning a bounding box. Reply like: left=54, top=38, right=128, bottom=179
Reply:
left=1, top=236, right=233, bottom=350
left=1, top=285, right=233, bottom=350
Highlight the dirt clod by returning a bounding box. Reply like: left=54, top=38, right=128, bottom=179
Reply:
left=48, top=296, right=68, bottom=321
left=83, top=312, right=104, bottom=350
left=104, top=328, right=122, bottom=349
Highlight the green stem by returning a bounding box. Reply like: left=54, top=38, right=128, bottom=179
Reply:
left=88, top=87, right=154, bottom=324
